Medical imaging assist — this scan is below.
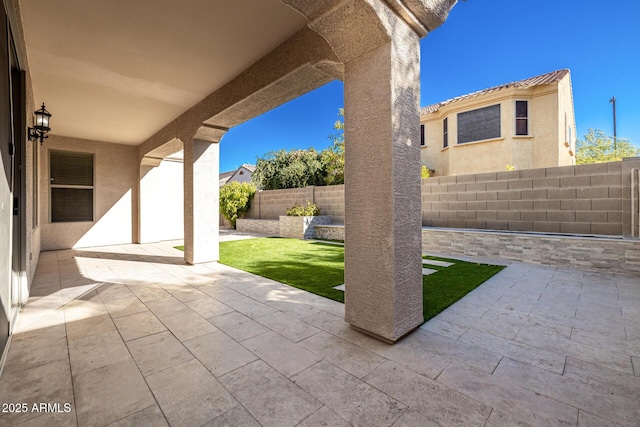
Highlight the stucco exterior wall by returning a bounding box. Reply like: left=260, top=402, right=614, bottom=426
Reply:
left=420, top=77, right=577, bottom=176
left=557, top=75, right=577, bottom=166
left=139, top=158, right=184, bottom=243
left=40, top=136, right=138, bottom=250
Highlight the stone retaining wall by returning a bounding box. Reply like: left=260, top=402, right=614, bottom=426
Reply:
left=313, top=224, right=640, bottom=275
left=279, top=215, right=332, bottom=239
left=314, top=225, right=345, bottom=241
left=236, top=219, right=279, bottom=235
left=422, top=228, right=640, bottom=275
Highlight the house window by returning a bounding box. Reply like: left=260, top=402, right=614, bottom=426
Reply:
left=443, top=118, right=448, bottom=148
left=50, top=151, right=94, bottom=222
left=515, top=100, right=529, bottom=136
left=420, top=124, right=425, bottom=146
left=457, top=104, right=501, bottom=144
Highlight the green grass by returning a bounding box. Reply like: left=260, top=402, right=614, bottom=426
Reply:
left=219, top=238, right=346, bottom=301
left=177, top=238, right=504, bottom=322
left=421, top=255, right=504, bottom=320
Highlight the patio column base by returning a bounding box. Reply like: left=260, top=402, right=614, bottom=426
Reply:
left=349, top=323, right=421, bottom=345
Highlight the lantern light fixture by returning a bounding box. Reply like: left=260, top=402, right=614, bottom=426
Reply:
left=28, top=103, right=52, bottom=145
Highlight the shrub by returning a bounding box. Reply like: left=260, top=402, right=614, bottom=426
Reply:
left=286, top=201, right=320, bottom=216
left=219, top=182, right=256, bottom=228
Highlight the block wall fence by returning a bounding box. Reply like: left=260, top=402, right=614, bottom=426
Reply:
left=243, top=158, right=640, bottom=238
left=246, top=185, right=345, bottom=225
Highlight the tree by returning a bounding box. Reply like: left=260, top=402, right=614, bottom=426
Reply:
left=252, top=149, right=325, bottom=190
left=576, top=129, right=639, bottom=164
left=219, top=181, right=256, bottom=228
left=321, top=108, right=345, bottom=185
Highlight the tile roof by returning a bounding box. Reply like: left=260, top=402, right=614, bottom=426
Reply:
left=241, top=163, right=256, bottom=173
left=421, top=69, right=570, bottom=115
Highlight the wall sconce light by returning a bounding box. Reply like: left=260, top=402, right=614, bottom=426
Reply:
left=28, top=103, right=52, bottom=145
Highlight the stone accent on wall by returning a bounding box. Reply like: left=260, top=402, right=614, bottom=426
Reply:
left=236, top=219, right=279, bottom=236
left=313, top=224, right=639, bottom=275
left=237, top=217, right=640, bottom=274
left=422, top=228, right=640, bottom=276
left=314, top=225, right=345, bottom=241
left=279, top=215, right=332, bottom=239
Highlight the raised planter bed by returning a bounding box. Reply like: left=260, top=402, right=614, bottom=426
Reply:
left=279, top=215, right=332, bottom=239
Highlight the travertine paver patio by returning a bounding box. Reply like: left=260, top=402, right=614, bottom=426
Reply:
left=1, top=236, right=639, bottom=426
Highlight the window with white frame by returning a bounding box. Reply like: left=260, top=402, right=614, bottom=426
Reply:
left=50, top=151, right=94, bottom=222
left=515, top=100, right=529, bottom=136
left=457, top=104, right=501, bottom=144
left=443, top=118, right=448, bottom=148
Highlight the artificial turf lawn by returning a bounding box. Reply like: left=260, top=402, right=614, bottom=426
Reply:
left=178, top=237, right=504, bottom=322
left=421, top=255, right=504, bottom=320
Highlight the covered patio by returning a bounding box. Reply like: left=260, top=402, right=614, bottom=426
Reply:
left=1, top=233, right=638, bottom=426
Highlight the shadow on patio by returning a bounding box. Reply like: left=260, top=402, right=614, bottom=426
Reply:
left=1, top=239, right=639, bottom=426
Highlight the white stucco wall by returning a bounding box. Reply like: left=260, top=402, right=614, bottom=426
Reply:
left=139, top=158, right=184, bottom=243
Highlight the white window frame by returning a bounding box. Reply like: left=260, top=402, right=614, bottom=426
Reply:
left=443, top=117, right=448, bottom=148
left=515, top=100, right=530, bottom=136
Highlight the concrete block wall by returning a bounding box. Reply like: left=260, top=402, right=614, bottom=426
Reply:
left=242, top=159, right=640, bottom=238
left=314, top=185, right=345, bottom=224
left=421, top=160, right=635, bottom=236
left=246, top=187, right=314, bottom=220
left=246, top=185, right=345, bottom=224
left=622, top=157, right=640, bottom=238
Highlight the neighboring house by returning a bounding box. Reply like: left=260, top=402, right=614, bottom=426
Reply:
left=419, top=69, right=576, bottom=176
left=219, top=164, right=256, bottom=227
left=219, top=164, right=256, bottom=187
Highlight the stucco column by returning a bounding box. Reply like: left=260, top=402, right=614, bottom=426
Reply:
left=343, top=22, right=424, bottom=342
left=183, top=136, right=220, bottom=264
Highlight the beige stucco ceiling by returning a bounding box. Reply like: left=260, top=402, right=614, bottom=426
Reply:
left=20, top=0, right=307, bottom=145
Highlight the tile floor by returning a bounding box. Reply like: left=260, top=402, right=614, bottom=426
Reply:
left=0, top=235, right=639, bottom=426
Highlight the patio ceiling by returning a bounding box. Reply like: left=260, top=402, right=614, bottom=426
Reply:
left=19, top=0, right=307, bottom=145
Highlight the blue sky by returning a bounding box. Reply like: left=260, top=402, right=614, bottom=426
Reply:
left=219, top=0, right=640, bottom=172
